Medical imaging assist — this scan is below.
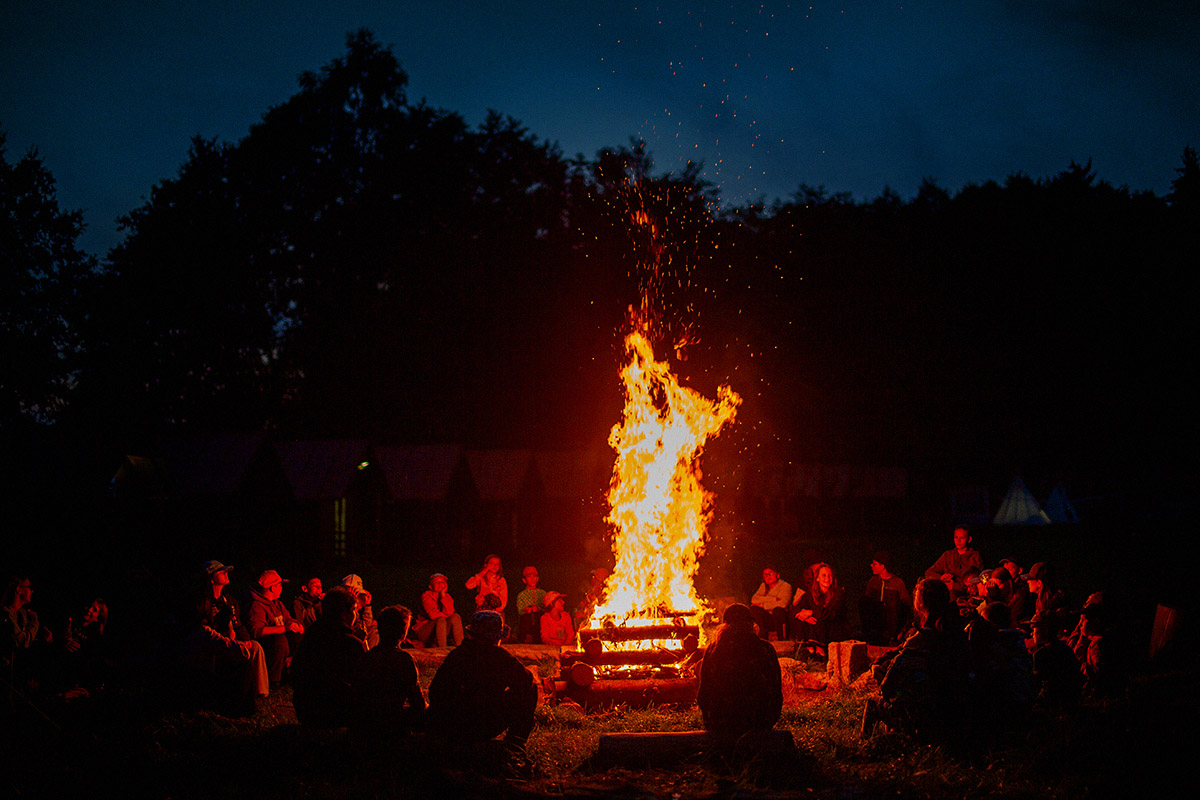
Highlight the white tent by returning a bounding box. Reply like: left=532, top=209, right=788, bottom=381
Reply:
left=993, top=476, right=1051, bottom=525
left=1043, top=482, right=1080, bottom=523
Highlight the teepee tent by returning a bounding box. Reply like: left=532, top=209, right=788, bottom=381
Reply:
left=993, top=476, right=1051, bottom=525
left=1043, top=482, right=1080, bottom=523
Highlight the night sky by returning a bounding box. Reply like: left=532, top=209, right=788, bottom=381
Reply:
left=3, top=1, right=1198, bottom=257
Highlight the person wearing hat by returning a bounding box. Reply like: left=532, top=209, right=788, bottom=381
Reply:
left=197, top=560, right=247, bottom=642
left=414, top=573, right=464, bottom=648
left=539, top=591, right=573, bottom=646
left=427, top=610, right=537, bottom=753
left=341, top=574, right=379, bottom=649
left=248, top=569, right=304, bottom=686
left=697, top=603, right=783, bottom=738
left=1025, top=562, right=1068, bottom=633
left=861, top=551, right=913, bottom=646
left=176, top=560, right=268, bottom=713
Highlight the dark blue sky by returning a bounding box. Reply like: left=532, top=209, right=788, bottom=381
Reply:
left=3, top=1, right=1197, bottom=256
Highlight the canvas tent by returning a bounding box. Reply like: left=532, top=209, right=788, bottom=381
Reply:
left=1043, top=482, right=1080, bottom=523
left=993, top=476, right=1051, bottom=525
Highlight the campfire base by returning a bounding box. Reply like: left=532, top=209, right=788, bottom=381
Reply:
left=564, top=676, right=698, bottom=710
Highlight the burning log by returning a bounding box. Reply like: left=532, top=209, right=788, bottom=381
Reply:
left=579, top=624, right=699, bottom=645
left=568, top=649, right=691, bottom=667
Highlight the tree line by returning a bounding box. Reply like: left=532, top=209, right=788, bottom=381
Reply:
left=4, top=29, right=1197, bottom=494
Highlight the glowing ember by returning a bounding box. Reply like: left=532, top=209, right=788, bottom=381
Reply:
left=588, top=315, right=741, bottom=648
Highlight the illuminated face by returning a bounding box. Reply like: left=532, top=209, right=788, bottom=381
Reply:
left=14, top=580, right=32, bottom=605
left=1027, top=579, right=1043, bottom=595
left=762, top=568, right=779, bottom=586
left=265, top=581, right=282, bottom=599
left=870, top=560, right=885, bottom=576
left=953, top=528, right=970, bottom=551
left=817, top=566, right=834, bottom=592
left=485, top=557, right=501, bottom=574
left=522, top=568, right=539, bottom=587
left=305, top=579, right=324, bottom=598
left=84, top=601, right=102, bottom=624
left=212, top=570, right=230, bottom=587
left=431, top=576, right=448, bottom=592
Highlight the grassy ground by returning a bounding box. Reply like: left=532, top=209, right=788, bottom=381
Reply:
left=6, top=653, right=1196, bottom=799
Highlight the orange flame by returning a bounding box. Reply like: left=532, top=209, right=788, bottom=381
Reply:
left=590, top=319, right=741, bottom=642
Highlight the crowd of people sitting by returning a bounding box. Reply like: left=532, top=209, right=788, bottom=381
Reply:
left=5, top=528, right=1127, bottom=755
left=743, top=527, right=1127, bottom=743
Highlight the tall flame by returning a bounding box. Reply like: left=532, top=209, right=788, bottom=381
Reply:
left=591, top=318, right=741, bottom=633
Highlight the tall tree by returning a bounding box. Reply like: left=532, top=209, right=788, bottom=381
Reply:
left=0, top=129, right=97, bottom=425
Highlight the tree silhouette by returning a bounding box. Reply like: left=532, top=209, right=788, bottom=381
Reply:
left=1, top=129, right=97, bottom=426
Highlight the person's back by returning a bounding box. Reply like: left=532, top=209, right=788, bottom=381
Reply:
left=697, top=603, right=783, bottom=738
left=291, top=587, right=365, bottom=727
left=966, top=603, right=1034, bottom=731
left=354, top=606, right=426, bottom=737
left=427, top=611, right=536, bottom=747
left=878, top=579, right=971, bottom=742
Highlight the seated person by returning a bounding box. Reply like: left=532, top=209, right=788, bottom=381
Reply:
left=248, top=569, right=304, bottom=687
left=1026, top=562, right=1069, bottom=633
left=539, top=591, right=574, bottom=646
left=791, top=563, right=846, bottom=654
left=176, top=561, right=268, bottom=714
left=466, top=555, right=508, bottom=616
left=924, top=527, right=983, bottom=599
left=750, top=566, right=792, bottom=640
left=860, top=551, right=912, bottom=646
left=515, top=566, right=546, bottom=644
left=866, top=578, right=971, bottom=743
left=966, top=601, right=1035, bottom=731
left=1067, top=592, right=1126, bottom=701
left=292, top=577, right=324, bottom=629
left=353, top=605, right=426, bottom=737
left=342, top=574, right=379, bottom=649
left=61, top=596, right=111, bottom=696
left=414, top=573, right=464, bottom=648
left=427, top=611, right=537, bottom=752
left=4, top=575, right=54, bottom=695
left=1031, top=612, right=1081, bottom=711
left=997, top=559, right=1032, bottom=625
left=291, top=586, right=366, bottom=727
left=697, top=603, right=783, bottom=738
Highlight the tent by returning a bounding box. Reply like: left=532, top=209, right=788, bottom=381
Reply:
left=1043, top=482, right=1080, bottom=523
left=993, top=476, right=1051, bottom=525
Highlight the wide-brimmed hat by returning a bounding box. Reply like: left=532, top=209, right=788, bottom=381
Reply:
left=543, top=591, right=566, bottom=609
left=203, top=560, right=232, bottom=576
left=342, top=574, right=365, bottom=592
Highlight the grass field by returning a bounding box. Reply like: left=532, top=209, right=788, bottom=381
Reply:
left=6, top=650, right=1195, bottom=799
